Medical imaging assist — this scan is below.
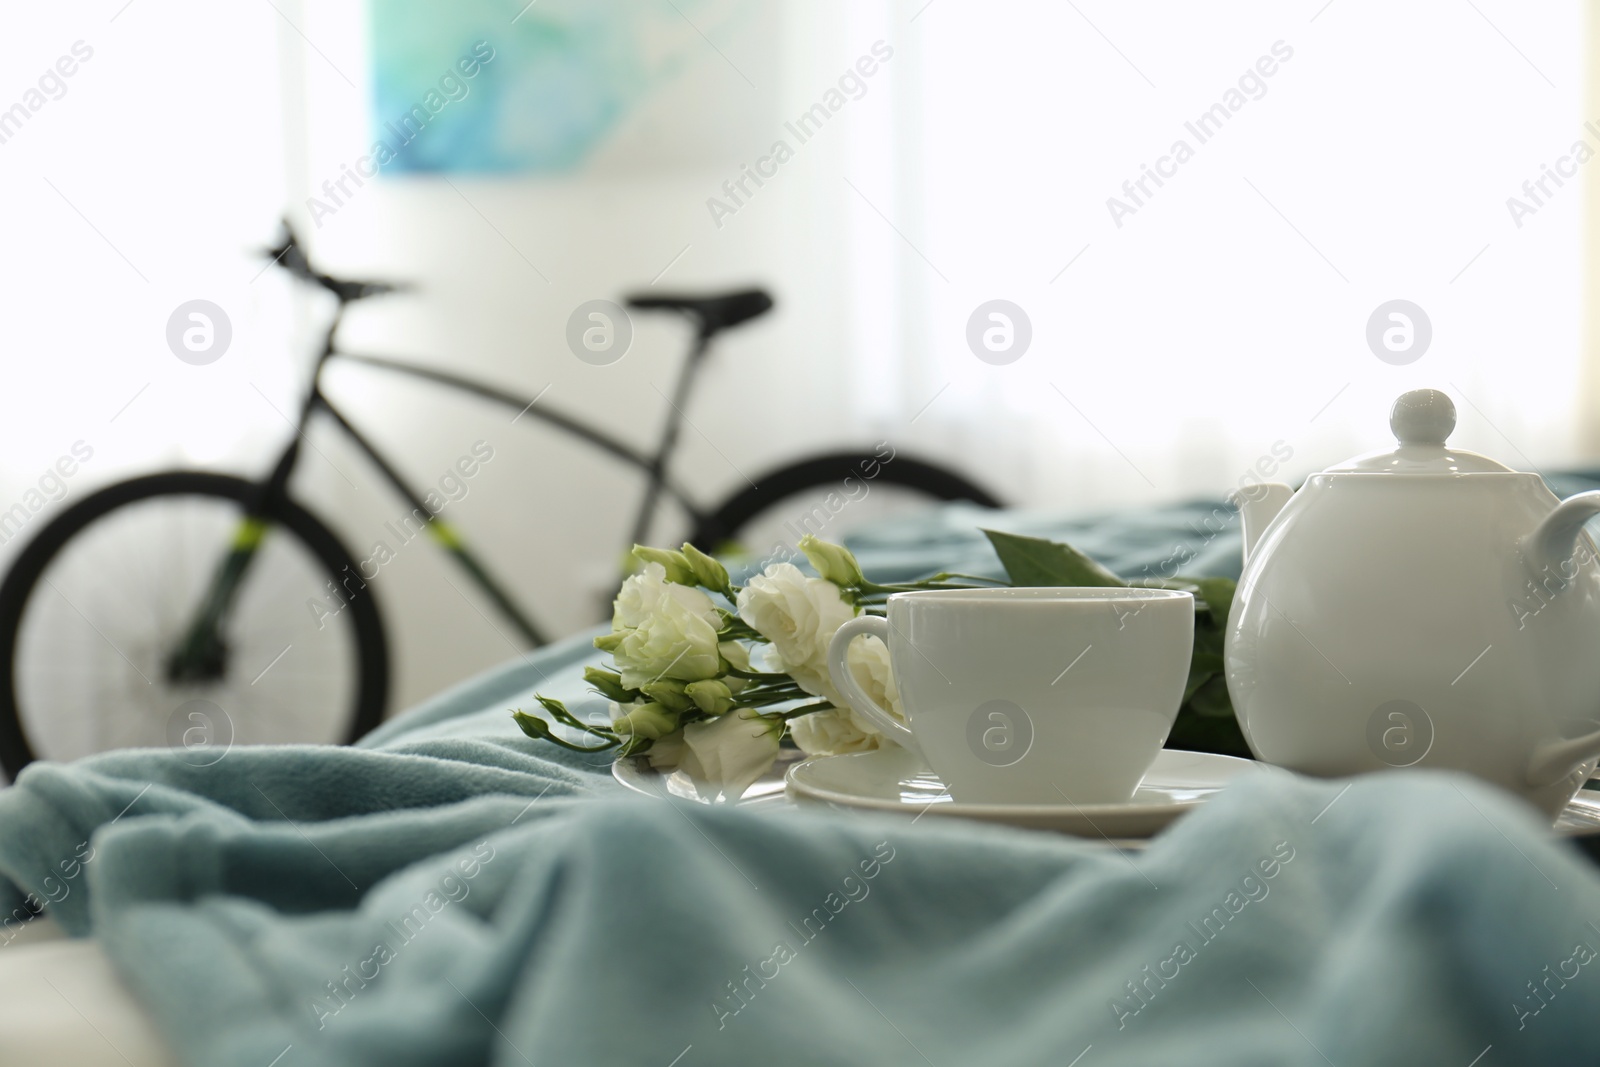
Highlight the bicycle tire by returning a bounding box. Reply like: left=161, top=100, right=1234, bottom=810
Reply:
left=691, top=450, right=1002, bottom=550
left=0, top=472, right=388, bottom=777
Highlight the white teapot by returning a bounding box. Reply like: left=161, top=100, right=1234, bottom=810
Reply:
left=1226, top=388, right=1600, bottom=817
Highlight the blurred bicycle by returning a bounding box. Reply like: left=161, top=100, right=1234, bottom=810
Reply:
left=0, top=223, right=1000, bottom=775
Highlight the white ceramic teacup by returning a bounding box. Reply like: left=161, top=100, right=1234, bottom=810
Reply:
left=825, top=587, right=1195, bottom=805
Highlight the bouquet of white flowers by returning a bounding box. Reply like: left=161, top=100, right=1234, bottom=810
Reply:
left=512, top=534, right=996, bottom=797
left=514, top=531, right=1244, bottom=797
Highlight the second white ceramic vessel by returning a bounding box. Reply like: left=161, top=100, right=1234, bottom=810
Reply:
left=1227, top=388, right=1600, bottom=817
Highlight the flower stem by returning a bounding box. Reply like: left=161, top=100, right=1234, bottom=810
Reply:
left=776, top=701, right=835, bottom=720
left=737, top=687, right=800, bottom=699
left=535, top=696, right=616, bottom=740
left=513, top=710, right=620, bottom=752
left=736, top=687, right=812, bottom=705
left=725, top=668, right=792, bottom=682
left=717, top=620, right=764, bottom=642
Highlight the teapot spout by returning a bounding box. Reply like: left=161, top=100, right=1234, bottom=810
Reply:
left=1227, top=483, right=1294, bottom=565
left=1525, top=490, right=1600, bottom=578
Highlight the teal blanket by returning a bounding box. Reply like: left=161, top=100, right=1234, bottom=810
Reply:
left=1, top=494, right=1599, bottom=1065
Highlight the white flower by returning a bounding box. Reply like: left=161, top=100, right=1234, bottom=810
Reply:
left=719, top=640, right=752, bottom=695
left=610, top=563, right=723, bottom=689
left=846, top=633, right=902, bottom=720
left=736, top=562, right=856, bottom=704
left=790, top=634, right=907, bottom=756
left=680, top=708, right=782, bottom=799
left=614, top=562, right=718, bottom=630
left=789, top=708, right=878, bottom=755
left=645, top=728, right=687, bottom=771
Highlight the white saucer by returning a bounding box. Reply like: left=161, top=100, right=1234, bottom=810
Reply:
left=785, top=747, right=1259, bottom=838
left=613, top=748, right=1600, bottom=841
left=612, top=747, right=808, bottom=808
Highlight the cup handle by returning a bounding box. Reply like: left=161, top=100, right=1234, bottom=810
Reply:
left=826, top=615, right=921, bottom=757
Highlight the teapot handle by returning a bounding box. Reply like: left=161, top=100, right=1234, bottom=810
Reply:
left=1526, top=490, right=1600, bottom=577
left=1522, top=492, right=1600, bottom=786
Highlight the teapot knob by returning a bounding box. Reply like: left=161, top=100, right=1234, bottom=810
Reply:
left=1390, top=388, right=1455, bottom=446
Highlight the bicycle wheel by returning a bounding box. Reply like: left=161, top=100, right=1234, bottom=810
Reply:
left=691, top=450, right=1002, bottom=551
left=0, top=472, right=388, bottom=778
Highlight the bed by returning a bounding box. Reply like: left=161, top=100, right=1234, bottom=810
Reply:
left=3, top=489, right=1600, bottom=1066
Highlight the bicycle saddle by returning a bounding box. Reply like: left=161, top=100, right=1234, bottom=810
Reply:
left=626, top=288, right=773, bottom=335
left=261, top=220, right=408, bottom=304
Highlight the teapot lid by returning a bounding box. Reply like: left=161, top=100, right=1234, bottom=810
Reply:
left=1324, top=388, right=1516, bottom=474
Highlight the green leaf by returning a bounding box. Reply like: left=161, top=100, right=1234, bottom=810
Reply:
left=1166, top=710, right=1251, bottom=757
left=1190, top=626, right=1225, bottom=675
left=1122, top=575, right=1234, bottom=628
left=1180, top=610, right=1227, bottom=703
left=1166, top=676, right=1250, bottom=757
left=1188, top=673, right=1236, bottom=718
left=1184, top=576, right=1237, bottom=630
left=981, top=529, right=1126, bottom=588
left=1138, top=577, right=1199, bottom=592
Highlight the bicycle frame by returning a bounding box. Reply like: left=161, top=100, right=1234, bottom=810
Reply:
left=169, top=298, right=714, bottom=676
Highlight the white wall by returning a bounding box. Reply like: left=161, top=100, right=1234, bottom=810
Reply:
left=888, top=0, right=1588, bottom=511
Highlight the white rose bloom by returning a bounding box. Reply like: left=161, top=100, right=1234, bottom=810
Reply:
left=644, top=728, right=687, bottom=771
left=736, top=562, right=856, bottom=704
left=846, top=633, right=903, bottom=720
left=614, top=562, right=718, bottom=630
left=789, top=708, right=877, bottom=755
left=612, top=562, right=665, bottom=630
left=610, top=563, right=723, bottom=689
left=791, top=634, right=907, bottom=756
left=680, top=708, right=782, bottom=799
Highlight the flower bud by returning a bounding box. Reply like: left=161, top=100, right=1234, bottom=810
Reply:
left=799, top=535, right=865, bottom=588
left=583, top=667, right=634, bottom=703
left=640, top=680, right=694, bottom=713
left=611, top=702, right=679, bottom=739
left=631, top=545, right=696, bottom=585
left=680, top=542, right=732, bottom=595
left=685, top=679, right=735, bottom=716
left=718, top=640, right=751, bottom=674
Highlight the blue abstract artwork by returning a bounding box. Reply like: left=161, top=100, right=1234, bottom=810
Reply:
left=367, top=0, right=768, bottom=174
